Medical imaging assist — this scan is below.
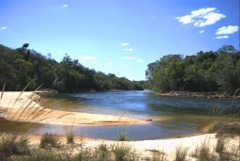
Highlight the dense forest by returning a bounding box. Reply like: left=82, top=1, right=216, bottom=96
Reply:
left=0, top=44, right=144, bottom=91
left=1, top=44, right=239, bottom=93
left=144, top=45, right=240, bottom=94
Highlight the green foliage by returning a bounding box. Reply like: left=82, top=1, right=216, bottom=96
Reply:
left=145, top=45, right=240, bottom=93
left=0, top=44, right=144, bottom=92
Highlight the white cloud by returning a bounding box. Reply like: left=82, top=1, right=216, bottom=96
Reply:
left=123, top=65, right=130, bottom=68
left=137, top=59, right=144, bottom=63
left=121, top=43, right=129, bottom=46
left=63, top=4, right=68, bottom=8
left=78, top=56, right=97, bottom=62
left=216, top=25, right=239, bottom=35
left=199, top=30, right=205, bottom=33
left=107, top=62, right=113, bottom=65
left=197, top=12, right=225, bottom=27
left=56, top=51, right=62, bottom=54
left=121, top=56, right=136, bottom=60
left=191, top=7, right=216, bottom=17
left=0, top=26, right=7, bottom=30
left=176, top=15, right=194, bottom=24
left=176, top=7, right=226, bottom=27
left=124, top=48, right=133, bottom=51
left=216, top=35, right=229, bottom=39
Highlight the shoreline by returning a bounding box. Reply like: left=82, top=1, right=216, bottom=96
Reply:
left=0, top=91, right=147, bottom=127
left=156, top=90, right=240, bottom=99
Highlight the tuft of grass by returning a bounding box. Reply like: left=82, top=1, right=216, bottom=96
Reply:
left=215, top=136, right=225, bottom=154
left=146, top=149, right=167, bottom=161
left=117, top=128, right=127, bottom=141
left=175, top=145, right=188, bottom=161
left=66, top=131, right=75, bottom=144
left=215, top=135, right=239, bottom=161
left=95, top=143, right=112, bottom=161
left=26, top=150, right=72, bottom=161
left=0, top=134, right=31, bottom=159
left=40, top=132, right=59, bottom=148
left=111, top=142, right=138, bottom=161
left=207, top=121, right=240, bottom=136
left=73, top=147, right=95, bottom=161
left=191, top=140, right=216, bottom=161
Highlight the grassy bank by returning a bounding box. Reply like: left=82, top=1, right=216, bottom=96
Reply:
left=0, top=132, right=239, bottom=161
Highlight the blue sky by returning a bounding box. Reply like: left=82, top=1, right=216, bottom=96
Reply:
left=0, top=0, right=239, bottom=81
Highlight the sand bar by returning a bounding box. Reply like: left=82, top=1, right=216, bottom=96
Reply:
left=0, top=91, right=147, bottom=126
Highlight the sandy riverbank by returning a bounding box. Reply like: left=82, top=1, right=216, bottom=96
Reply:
left=0, top=91, right=147, bottom=126
left=3, top=132, right=239, bottom=160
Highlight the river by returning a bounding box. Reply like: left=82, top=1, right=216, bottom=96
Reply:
left=1, top=90, right=239, bottom=140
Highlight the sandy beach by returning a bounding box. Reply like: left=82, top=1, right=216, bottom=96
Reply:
left=16, top=133, right=240, bottom=160
left=0, top=91, right=147, bottom=126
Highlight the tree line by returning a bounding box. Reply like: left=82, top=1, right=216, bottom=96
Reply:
left=0, top=44, right=144, bottom=92
left=144, top=45, right=240, bottom=93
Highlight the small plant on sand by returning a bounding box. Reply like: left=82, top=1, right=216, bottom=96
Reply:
left=215, top=135, right=239, bottom=161
left=111, top=142, right=138, bottom=161
left=146, top=149, right=167, bottom=161
left=73, top=147, right=95, bottom=161
left=0, top=133, right=31, bottom=160
left=175, top=145, right=188, bottom=161
left=66, top=130, right=75, bottom=144
left=27, top=150, right=72, bottom=161
left=118, top=128, right=127, bottom=141
left=94, top=143, right=112, bottom=161
left=40, top=132, right=59, bottom=148
left=191, top=140, right=216, bottom=161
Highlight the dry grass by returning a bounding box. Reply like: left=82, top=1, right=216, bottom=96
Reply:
left=174, top=145, right=189, bottom=161
left=0, top=133, right=32, bottom=160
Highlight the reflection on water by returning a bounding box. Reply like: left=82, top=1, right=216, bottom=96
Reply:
left=1, top=90, right=239, bottom=140
left=0, top=118, right=43, bottom=133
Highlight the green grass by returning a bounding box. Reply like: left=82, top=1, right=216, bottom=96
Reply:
left=66, top=130, right=75, bottom=144
left=40, top=132, right=59, bottom=148
left=117, top=129, right=127, bottom=141
left=111, top=142, right=138, bottom=161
